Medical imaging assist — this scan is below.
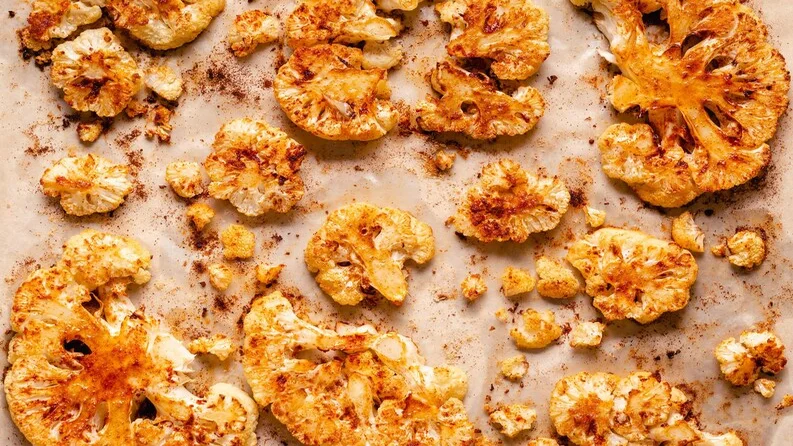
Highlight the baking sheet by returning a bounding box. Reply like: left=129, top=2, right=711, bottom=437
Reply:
left=1, top=0, right=792, bottom=444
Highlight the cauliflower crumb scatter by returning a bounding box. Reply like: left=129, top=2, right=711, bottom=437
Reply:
left=76, top=121, right=104, bottom=143
left=498, top=355, right=528, bottom=380
left=188, top=334, right=235, bottom=360
left=569, top=321, right=605, bottom=348
left=285, top=0, right=401, bottom=48
left=777, top=395, right=793, bottom=410
left=754, top=379, right=776, bottom=399
left=495, top=308, right=509, bottom=323
left=165, top=161, right=204, bottom=198
left=40, top=153, right=133, bottom=216
left=256, top=264, right=284, bottom=285
left=535, top=257, right=579, bottom=299
left=727, top=230, right=766, bottom=268
left=584, top=206, right=606, bottom=228
left=452, top=159, right=569, bottom=243
left=510, top=309, right=561, bottom=349
left=433, top=150, right=456, bottom=172
left=362, top=40, right=404, bottom=70
left=221, top=224, right=255, bottom=259
left=229, top=10, right=280, bottom=57
left=488, top=403, right=537, bottom=438
left=145, top=105, right=173, bottom=143
left=51, top=28, right=142, bottom=117
left=715, top=330, right=786, bottom=387
left=501, top=267, right=535, bottom=298
left=461, top=273, right=487, bottom=301
left=145, top=65, right=183, bottom=101
left=186, top=202, right=215, bottom=230
left=671, top=211, right=705, bottom=253
left=20, top=0, right=102, bottom=50
left=208, top=263, right=234, bottom=291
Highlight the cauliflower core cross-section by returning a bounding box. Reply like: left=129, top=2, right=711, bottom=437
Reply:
left=550, top=371, right=743, bottom=445
left=285, top=0, right=402, bottom=48
left=567, top=228, right=698, bottom=324
left=242, top=291, right=494, bottom=446
left=4, top=230, right=258, bottom=446
left=715, top=330, right=786, bottom=387
left=451, top=159, right=570, bottom=243
left=572, top=0, right=790, bottom=207
left=305, top=202, right=435, bottom=306
left=275, top=44, right=399, bottom=141
left=19, top=0, right=102, bottom=50
left=436, top=0, right=550, bottom=80
left=41, top=153, right=133, bottom=216
left=416, top=61, right=545, bottom=139
left=51, top=28, right=142, bottom=117
left=204, top=118, right=307, bottom=216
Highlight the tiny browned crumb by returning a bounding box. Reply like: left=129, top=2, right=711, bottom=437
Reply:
left=498, top=355, right=529, bottom=380
left=186, top=203, right=215, bottom=230
left=125, top=100, right=148, bottom=118
left=569, top=321, right=605, bottom=348
left=501, top=267, right=535, bottom=298
left=711, top=241, right=729, bottom=257
left=584, top=206, right=606, bottom=228
left=208, top=263, right=233, bottom=290
left=188, top=334, right=235, bottom=360
left=753, top=378, right=776, bottom=398
left=220, top=224, right=255, bottom=259
left=77, top=122, right=104, bottom=143
left=488, top=403, right=537, bottom=438
left=145, top=105, right=173, bottom=143
left=461, top=273, right=487, bottom=301
left=256, top=263, right=284, bottom=285
left=434, top=149, right=456, bottom=172
left=777, top=394, right=793, bottom=410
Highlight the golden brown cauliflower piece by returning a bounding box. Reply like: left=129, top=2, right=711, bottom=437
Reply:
left=204, top=118, right=306, bottom=216
left=584, top=206, right=606, bottom=228
left=305, top=202, right=435, bottom=306
left=165, top=161, right=204, bottom=198
left=535, top=257, right=579, bottom=299
left=243, top=291, right=494, bottom=446
left=510, top=309, right=561, bottom=349
left=753, top=379, right=776, bottom=399
left=4, top=230, right=258, bottom=446
left=51, top=28, right=142, bottom=117
left=375, top=0, right=420, bottom=12
left=777, top=395, right=793, bottom=411
left=501, top=267, right=535, bottom=298
left=145, top=65, right=183, bottom=101
left=208, top=263, right=233, bottom=291
left=572, top=0, right=790, bottom=207
left=255, top=263, right=284, bottom=285
left=569, top=321, right=605, bottom=348
left=567, top=228, right=698, bottom=324
left=188, top=334, right=235, bottom=360
left=671, top=211, right=704, bottom=253
left=498, top=355, right=529, bottom=380
left=275, top=44, right=398, bottom=141
left=715, top=330, right=787, bottom=387
left=433, top=149, right=456, bottom=172
left=229, top=10, right=280, bottom=57
left=362, top=40, right=404, bottom=69
left=186, top=202, right=215, bottom=230
left=40, top=153, right=133, bottom=216
left=451, top=159, right=570, bottom=243
left=416, top=61, right=545, bottom=139
left=461, top=273, right=487, bottom=301
left=727, top=230, right=766, bottom=268
left=19, top=0, right=102, bottom=50
left=105, top=0, right=225, bottom=50
left=285, top=0, right=401, bottom=48
left=436, top=0, right=550, bottom=80
left=76, top=121, right=104, bottom=143
left=220, top=224, right=255, bottom=259
left=528, top=439, right=560, bottom=446
left=488, top=403, right=537, bottom=438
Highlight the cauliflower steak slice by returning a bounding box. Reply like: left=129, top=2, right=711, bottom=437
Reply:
left=4, top=230, right=258, bottom=446
left=572, top=0, right=790, bottom=207
left=242, top=291, right=494, bottom=445
left=285, top=0, right=402, bottom=48
left=204, top=118, right=307, bottom=216
left=566, top=228, right=698, bottom=324
left=275, top=44, right=399, bottom=140
left=305, top=202, right=435, bottom=306
left=19, top=0, right=102, bottom=50
left=436, top=0, right=550, bottom=80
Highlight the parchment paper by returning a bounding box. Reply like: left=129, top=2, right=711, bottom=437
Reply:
left=1, top=0, right=792, bottom=444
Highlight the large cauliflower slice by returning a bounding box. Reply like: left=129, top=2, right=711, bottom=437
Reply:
left=305, top=202, right=435, bottom=306
left=105, top=0, right=225, bottom=50
left=550, top=371, right=743, bottom=445
left=416, top=61, right=545, bottom=139
left=19, top=0, right=102, bottom=50
left=451, top=159, right=569, bottom=243
left=40, top=153, right=133, bottom=216
left=243, top=291, right=494, bottom=446
left=4, top=230, right=258, bottom=446
left=436, top=0, right=550, bottom=80
left=285, top=0, right=402, bottom=48
left=567, top=228, right=698, bottom=324
left=275, top=44, right=398, bottom=141
left=715, top=330, right=786, bottom=387
left=572, top=0, right=790, bottom=207
left=204, top=118, right=307, bottom=216
left=51, top=28, right=142, bottom=117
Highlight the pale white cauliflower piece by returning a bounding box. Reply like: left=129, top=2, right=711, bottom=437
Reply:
left=727, top=230, right=766, bottom=268
left=753, top=379, right=776, bottom=399
left=188, top=334, right=235, bottom=360
left=19, top=0, right=102, bottom=50
left=488, top=403, right=537, bottom=438
left=229, top=10, right=280, bottom=57
left=145, top=65, right=183, bottom=101
left=76, top=121, right=104, bottom=143
left=40, top=153, right=133, bottom=216
left=305, top=202, right=435, bottom=306
left=452, top=159, right=570, bottom=243
left=535, top=257, right=579, bottom=299
left=510, top=309, right=561, bottom=349
left=51, top=28, right=142, bottom=117
left=584, top=206, right=606, bottom=228
left=220, top=224, right=255, bottom=259
left=208, top=263, right=234, bottom=291
left=285, top=0, right=401, bottom=48
left=498, top=355, right=529, bottom=380
left=672, top=211, right=705, bottom=253
left=362, top=40, right=404, bottom=69
left=255, top=263, right=284, bottom=285
left=461, top=273, right=487, bottom=301
left=165, top=161, right=204, bottom=198
left=569, top=321, right=605, bottom=348
left=186, top=202, right=215, bottom=230
left=501, top=267, right=534, bottom=298
left=715, top=330, right=786, bottom=386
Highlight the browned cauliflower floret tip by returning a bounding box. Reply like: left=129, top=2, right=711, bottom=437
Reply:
left=229, top=10, right=280, bottom=57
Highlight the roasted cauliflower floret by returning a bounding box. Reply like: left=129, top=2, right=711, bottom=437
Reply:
left=51, top=28, right=142, bottom=117
left=275, top=44, right=399, bottom=141
left=549, top=371, right=617, bottom=445
left=536, top=256, right=579, bottom=299
left=105, top=0, right=225, bottom=50
left=498, top=355, right=529, bottom=380
left=488, top=403, right=537, bottom=438
left=416, top=61, right=545, bottom=139
left=256, top=263, right=284, bottom=285
left=567, top=228, right=698, bottom=324
left=208, top=263, right=234, bottom=291
left=715, top=330, right=787, bottom=386
left=433, top=149, right=456, bottom=172
left=754, top=379, right=776, bottom=399
left=572, top=0, right=790, bottom=207
left=229, top=10, right=280, bottom=57
left=501, top=267, right=535, bottom=298
left=305, top=202, right=435, bottom=306
left=242, top=291, right=494, bottom=445
left=285, top=0, right=401, bottom=48
left=220, top=224, right=255, bottom=260
left=671, top=211, right=704, bottom=253
left=40, top=153, right=133, bottom=216
left=461, top=273, right=487, bottom=301
left=362, top=40, right=404, bottom=69
left=186, top=202, right=215, bottom=230
left=510, top=309, right=562, bottom=349
left=777, top=395, right=793, bottom=411
left=375, top=0, right=420, bottom=12
left=165, top=161, right=204, bottom=198
left=19, top=0, right=103, bottom=50
left=727, top=230, right=766, bottom=268
left=76, top=121, right=104, bottom=143
left=144, top=104, right=174, bottom=142
left=188, top=334, right=235, bottom=360
left=528, top=439, right=560, bottom=446
left=451, top=159, right=570, bottom=243
left=436, top=0, right=550, bottom=80
left=204, top=118, right=306, bottom=216
left=4, top=230, right=258, bottom=446
left=145, top=65, right=183, bottom=101
left=569, top=321, right=605, bottom=348
left=584, top=206, right=606, bottom=228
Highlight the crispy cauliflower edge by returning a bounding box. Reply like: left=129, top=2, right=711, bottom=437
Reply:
left=166, top=161, right=205, bottom=198
left=714, top=330, right=787, bottom=387
left=510, top=309, right=562, bottom=349
left=229, top=10, right=280, bottom=57
left=671, top=211, right=704, bottom=253
left=536, top=256, right=579, bottom=299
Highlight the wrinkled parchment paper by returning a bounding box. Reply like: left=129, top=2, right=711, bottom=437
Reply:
left=1, top=0, right=792, bottom=444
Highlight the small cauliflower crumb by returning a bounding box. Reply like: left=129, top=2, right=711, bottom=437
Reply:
left=125, top=99, right=148, bottom=118
left=528, top=439, right=560, bottom=446
left=145, top=105, right=173, bottom=143
left=488, top=403, right=537, bottom=438
left=433, top=149, right=456, bottom=172
left=166, top=161, right=204, bottom=198
left=727, top=230, right=766, bottom=268
left=256, top=263, right=284, bottom=285
left=495, top=307, right=509, bottom=323
left=501, top=267, right=535, bottom=298
left=229, top=10, right=280, bottom=57
left=584, top=206, right=606, bottom=228
left=145, top=65, right=183, bottom=101
left=208, top=263, right=233, bottom=291
left=498, top=355, right=529, bottom=381
left=711, top=241, right=729, bottom=257
left=362, top=40, right=404, bottom=70
left=76, top=122, right=104, bottom=143
left=461, top=273, right=487, bottom=301
left=754, top=379, right=776, bottom=398
left=671, top=211, right=704, bottom=252
left=186, top=203, right=215, bottom=230
left=510, top=309, right=562, bottom=349
left=569, top=321, right=605, bottom=348
left=535, top=257, right=579, bottom=299
left=777, top=394, right=793, bottom=410
left=221, top=224, right=256, bottom=259
left=188, top=334, right=235, bottom=360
